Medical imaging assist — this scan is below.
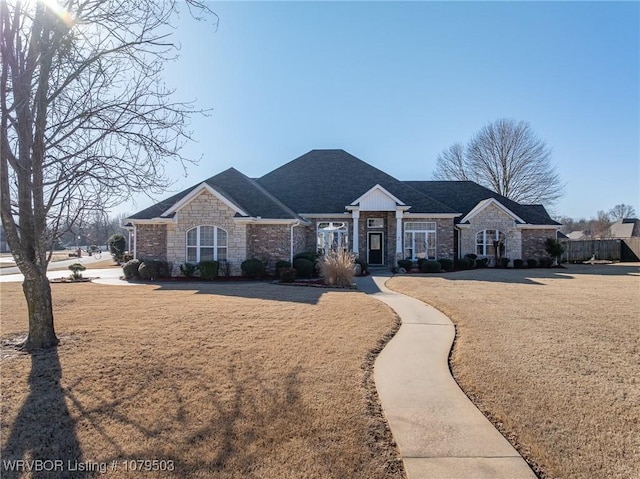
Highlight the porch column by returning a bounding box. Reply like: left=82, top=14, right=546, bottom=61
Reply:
left=352, top=210, right=360, bottom=257
left=395, top=209, right=403, bottom=260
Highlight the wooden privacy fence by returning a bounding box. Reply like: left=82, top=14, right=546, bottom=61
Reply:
left=562, top=238, right=640, bottom=262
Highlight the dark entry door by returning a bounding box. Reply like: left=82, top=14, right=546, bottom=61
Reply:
left=368, top=232, right=384, bottom=265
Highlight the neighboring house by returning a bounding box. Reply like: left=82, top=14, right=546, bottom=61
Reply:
left=567, top=230, right=590, bottom=240
left=609, top=218, right=640, bottom=239
left=125, top=149, right=560, bottom=275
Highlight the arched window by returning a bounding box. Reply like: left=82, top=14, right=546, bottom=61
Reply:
left=186, top=226, right=227, bottom=262
left=476, top=230, right=505, bottom=256
left=317, top=222, right=349, bottom=255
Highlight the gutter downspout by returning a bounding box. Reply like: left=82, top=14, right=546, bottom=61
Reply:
left=290, top=221, right=301, bottom=264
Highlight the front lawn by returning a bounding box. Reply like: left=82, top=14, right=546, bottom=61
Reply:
left=387, top=263, right=640, bottom=479
left=1, top=282, right=403, bottom=478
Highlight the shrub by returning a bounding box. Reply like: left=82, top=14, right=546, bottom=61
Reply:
left=438, top=258, right=454, bottom=272
left=319, top=250, right=355, bottom=288
left=68, top=263, right=86, bottom=280
left=527, top=258, right=538, bottom=268
left=293, top=251, right=321, bottom=263
left=454, top=257, right=471, bottom=270
left=198, top=260, right=220, bottom=280
left=293, top=258, right=314, bottom=278
left=420, top=260, right=442, bottom=273
left=279, top=267, right=297, bottom=283
left=107, top=234, right=126, bottom=263
left=397, top=259, right=413, bottom=271
left=539, top=257, right=554, bottom=268
left=464, top=254, right=477, bottom=268
left=499, top=257, right=510, bottom=268
left=241, top=258, right=265, bottom=279
left=138, top=260, right=171, bottom=280
left=275, top=260, right=291, bottom=276
left=544, top=237, right=565, bottom=259
left=180, top=262, right=198, bottom=278
left=122, top=259, right=141, bottom=279
left=476, top=258, right=489, bottom=268
left=513, top=259, right=524, bottom=269
left=354, top=257, right=369, bottom=275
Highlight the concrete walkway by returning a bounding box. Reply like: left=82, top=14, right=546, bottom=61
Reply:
left=356, top=273, right=536, bottom=479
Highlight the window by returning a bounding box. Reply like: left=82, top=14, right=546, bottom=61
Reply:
left=317, top=222, right=349, bottom=255
left=367, top=218, right=384, bottom=229
left=404, top=222, right=437, bottom=260
left=476, top=230, right=505, bottom=256
left=186, top=226, right=227, bottom=263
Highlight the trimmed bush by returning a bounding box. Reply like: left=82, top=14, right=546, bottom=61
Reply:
left=438, top=258, right=454, bottom=272
left=464, top=254, right=477, bottom=268
left=68, top=262, right=86, bottom=280
left=513, top=259, right=524, bottom=269
left=198, top=260, right=220, bottom=280
left=107, top=234, right=126, bottom=263
left=454, top=257, right=471, bottom=270
left=293, top=258, right=314, bottom=278
left=138, top=260, right=169, bottom=280
left=279, top=267, right=297, bottom=283
left=275, top=260, right=291, bottom=276
left=527, top=258, right=538, bottom=268
left=320, top=250, right=355, bottom=287
left=499, top=257, right=510, bottom=268
left=476, top=257, right=489, bottom=268
left=420, top=260, right=442, bottom=273
left=122, top=259, right=141, bottom=279
left=180, top=262, right=198, bottom=278
left=293, top=251, right=321, bottom=263
left=539, top=257, right=554, bottom=268
left=397, top=259, right=413, bottom=271
left=241, top=258, right=265, bottom=279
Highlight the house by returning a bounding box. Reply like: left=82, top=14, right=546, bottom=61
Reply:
left=125, top=149, right=560, bottom=275
left=567, top=230, right=590, bottom=240
left=609, top=218, right=640, bottom=239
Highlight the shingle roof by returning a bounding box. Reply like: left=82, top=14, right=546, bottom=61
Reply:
left=405, top=181, right=560, bottom=225
left=257, top=149, right=456, bottom=214
left=128, top=168, right=300, bottom=220
left=610, top=218, right=640, bottom=238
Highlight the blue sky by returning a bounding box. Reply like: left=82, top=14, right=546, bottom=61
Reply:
left=124, top=1, right=639, bottom=220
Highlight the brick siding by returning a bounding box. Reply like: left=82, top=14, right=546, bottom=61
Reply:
left=135, top=224, right=168, bottom=261
left=521, top=229, right=558, bottom=260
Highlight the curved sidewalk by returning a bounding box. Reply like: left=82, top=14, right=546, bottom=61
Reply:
left=357, top=273, right=536, bottom=479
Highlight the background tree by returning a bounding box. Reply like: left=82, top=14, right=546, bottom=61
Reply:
left=609, top=204, right=637, bottom=221
left=1, top=0, right=214, bottom=350
left=433, top=118, right=565, bottom=205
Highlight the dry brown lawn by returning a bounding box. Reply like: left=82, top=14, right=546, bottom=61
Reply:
left=387, top=263, right=640, bottom=479
left=1, top=281, right=403, bottom=479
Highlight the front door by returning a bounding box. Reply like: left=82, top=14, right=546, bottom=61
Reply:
left=368, top=232, right=384, bottom=265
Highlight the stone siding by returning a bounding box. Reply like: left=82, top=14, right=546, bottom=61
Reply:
left=521, top=229, right=558, bottom=260
left=136, top=224, right=168, bottom=261
left=167, top=190, right=246, bottom=276
left=460, top=204, right=522, bottom=262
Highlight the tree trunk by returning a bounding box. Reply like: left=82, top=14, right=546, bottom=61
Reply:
left=21, top=272, right=58, bottom=350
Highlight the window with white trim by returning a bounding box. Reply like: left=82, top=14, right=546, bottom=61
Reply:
left=367, top=218, right=384, bottom=228
left=476, top=230, right=505, bottom=256
left=404, top=222, right=437, bottom=260
left=186, top=226, right=227, bottom=262
left=317, top=222, right=349, bottom=255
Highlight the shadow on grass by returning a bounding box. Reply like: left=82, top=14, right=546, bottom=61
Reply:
left=148, top=280, right=358, bottom=305
left=1, top=348, right=86, bottom=479
left=398, top=263, right=640, bottom=286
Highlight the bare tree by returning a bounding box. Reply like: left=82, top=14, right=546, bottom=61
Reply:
left=433, top=119, right=565, bottom=205
left=1, top=0, right=214, bottom=350
left=592, top=210, right=613, bottom=239
left=609, top=204, right=637, bottom=221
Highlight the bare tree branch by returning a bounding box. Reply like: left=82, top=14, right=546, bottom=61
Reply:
left=432, top=118, right=565, bottom=206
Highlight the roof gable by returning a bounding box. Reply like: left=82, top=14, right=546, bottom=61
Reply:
left=351, top=184, right=405, bottom=211
left=459, top=198, right=525, bottom=224
left=163, top=182, right=248, bottom=217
